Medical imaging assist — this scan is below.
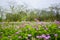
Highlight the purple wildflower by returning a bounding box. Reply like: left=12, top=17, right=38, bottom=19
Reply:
left=36, top=36, right=40, bottom=38
left=45, top=28, right=48, bottom=30
left=36, top=28, right=39, bottom=30
left=39, top=36, right=42, bottom=38
left=47, top=36, right=50, bottom=39
left=43, top=35, right=50, bottom=40
left=41, top=34, right=46, bottom=38
left=36, top=36, right=42, bottom=39
left=16, top=32, right=19, bottom=34
left=55, top=21, right=60, bottom=24
left=54, top=34, right=58, bottom=37
left=44, top=36, right=50, bottom=40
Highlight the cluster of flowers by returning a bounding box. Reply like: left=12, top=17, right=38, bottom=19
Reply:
left=15, top=31, right=58, bottom=40
left=36, top=34, right=58, bottom=40
left=0, top=22, right=60, bottom=40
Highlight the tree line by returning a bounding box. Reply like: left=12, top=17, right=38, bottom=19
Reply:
left=0, top=3, right=60, bottom=22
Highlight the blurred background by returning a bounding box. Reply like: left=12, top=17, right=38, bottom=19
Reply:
left=0, top=0, right=60, bottom=22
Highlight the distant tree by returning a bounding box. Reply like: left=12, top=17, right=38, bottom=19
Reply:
left=50, top=3, right=60, bottom=21
left=0, top=6, right=4, bottom=22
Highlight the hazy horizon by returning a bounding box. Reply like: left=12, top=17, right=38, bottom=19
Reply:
left=0, top=0, right=60, bottom=9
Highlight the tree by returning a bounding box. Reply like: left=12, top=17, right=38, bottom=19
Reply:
left=50, top=3, right=60, bottom=21
left=0, top=6, right=4, bottom=22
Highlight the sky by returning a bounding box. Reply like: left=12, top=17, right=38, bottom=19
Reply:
left=0, top=0, right=60, bottom=9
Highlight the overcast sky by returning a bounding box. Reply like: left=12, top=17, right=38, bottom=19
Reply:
left=0, top=0, right=60, bottom=9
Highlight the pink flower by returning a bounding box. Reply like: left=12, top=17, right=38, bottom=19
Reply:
left=54, top=34, right=58, bottom=37
left=47, top=36, right=50, bottom=39
left=45, top=37, right=49, bottom=39
left=44, top=36, right=50, bottom=40
left=41, top=34, right=46, bottom=38
left=55, top=21, right=60, bottom=24
left=45, top=28, right=48, bottom=30
left=36, top=28, right=39, bottom=30
left=36, top=36, right=42, bottom=39
left=36, top=36, right=40, bottom=38
left=16, top=32, right=19, bottom=34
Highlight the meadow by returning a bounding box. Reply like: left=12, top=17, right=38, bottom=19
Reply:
left=0, top=2, right=60, bottom=40
left=0, top=22, right=60, bottom=40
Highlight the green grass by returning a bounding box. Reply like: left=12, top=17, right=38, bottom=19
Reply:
left=0, top=22, right=60, bottom=40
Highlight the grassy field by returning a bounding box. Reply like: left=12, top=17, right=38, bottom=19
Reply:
left=0, top=22, right=60, bottom=40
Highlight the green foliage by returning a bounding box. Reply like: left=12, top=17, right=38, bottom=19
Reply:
left=5, top=8, right=60, bottom=22
left=6, top=11, right=27, bottom=22
left=0, top=22, right=60, bottom=40
left=0, top=17, right=2, bottom=22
